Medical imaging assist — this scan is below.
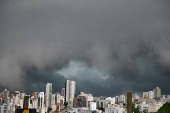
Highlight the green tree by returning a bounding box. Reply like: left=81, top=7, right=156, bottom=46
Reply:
left=157, top=102, right=170, bottom=113
left=132, top=105, right=140, bottom=113
left=132, top=102, right=135, bottom=112
left=98, top=107, right=105, bottom=112
left=64, top=102, right=68, bottom=108
left=47, top=107, right=52, bottom=113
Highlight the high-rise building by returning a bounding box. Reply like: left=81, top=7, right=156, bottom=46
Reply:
left=45, top=94, right=50, bottom=108
left=148, top=91, right=154, bottom=99
left=127, top=92, right=132, bottom=113
left=153, top=87, right=161, bottom=98
left=38, top=92, right=44, bottom=108
left=51, top=94, right=55, bottom=107
left=46, top=83, right=52, bottom=95
left=32, top=99, right=38, bottom=109
left=3, top=89, right=10, bottom=100
left=65, top=80, right=76, bottom=102
left=19, top=99, right=24, bottom=108
left=115, top=96, right=119, bottom=104
left=55, top=93, right=61, bottom=104
left=61, top=88, right=65, bottom=97
left=119, top=94, right=126, bottom=103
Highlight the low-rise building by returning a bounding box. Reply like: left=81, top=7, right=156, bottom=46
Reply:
left=89, top=102, right=96, bottom=111
left=135, top=101, right=148, bottom=113
left=148, top=101, right=163, bottom=113
left=105, top=106, right=125, bottom=113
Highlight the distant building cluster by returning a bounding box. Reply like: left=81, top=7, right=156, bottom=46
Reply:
left=0, top=81, right=169, bottom=113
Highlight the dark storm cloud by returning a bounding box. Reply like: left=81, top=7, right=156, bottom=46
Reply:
left=0, top=0, right=170, bottom=96
left=25, top=69, right=67, bottom=94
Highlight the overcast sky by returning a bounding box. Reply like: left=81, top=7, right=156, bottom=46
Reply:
left=0, top=0, right=170, bottom=97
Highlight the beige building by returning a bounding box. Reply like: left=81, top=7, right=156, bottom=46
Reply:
left=144, top=94, right=149, bottom=103
left=153, top=87, right=161, bottom=98
left=148, top=101, right=163, bottom=113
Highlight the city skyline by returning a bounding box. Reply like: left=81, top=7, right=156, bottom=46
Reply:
left=0, top=83, right=167, bottom=113
left=0, top=82, right=164, bottom=99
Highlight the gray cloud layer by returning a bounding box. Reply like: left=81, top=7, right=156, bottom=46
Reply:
left=0, top=0, right=170, bottom=96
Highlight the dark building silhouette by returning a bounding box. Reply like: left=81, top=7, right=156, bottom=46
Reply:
left=73, top=96, right=86, bottom=108
left=127, top=92, right=132, bottom=113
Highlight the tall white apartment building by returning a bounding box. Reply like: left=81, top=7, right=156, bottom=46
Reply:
left=38, top=92, right=44, bottom=108
left=65, top=80, right=76, bottom=102
left=119, top=94, right=126, bottom=103
left=46, top=83, right=52, bottom=95
left=55, top=93, right=61, bottom=103
left=51, top=94, right=55, bottom=106
left=148, top=91, right=154, bottom=99
left=45, top=94, right=50, bottom=108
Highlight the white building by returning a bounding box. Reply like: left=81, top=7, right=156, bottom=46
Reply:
left=19, top=99, right=24, bottom=108
left=135, top=101, right=148, bottom=113
left=39, top=107, right=47, bottom=113
left=55, top=92, right=61, bottom=103
left=78, top=92, right=94, bottom=107
left=38, top=92, right=44, bottom=108
left=143, top=91, right=154, bottom=99
left=0, top=103, right=7, bottom=113
left=65, top=80, right=76, bottom=102
left=60, top=96, right=65, bottom=105
left=148, top=91, right=154, bottom=99
left=51, top=94, right=55, bottom=106
left=20, top=92, right=26, bottom=99
left=79, top=92, right=94, bottom=102
left=3, top=89, right=10, bottom=100
left=63, top=108, right=78, bottom=113
left=13, top=95, right=19, bottom=105
left=119, top=95, right=126, bottom=103
left=89, top=102, right=96, bottom=111
left=97, top=100, right=105, bottom=108
left=46, top=83, right=52, bottom=95
left=45, top=94, right=51, bottom=108
left=32, top=99, right=38, bottom=109
left=63, top=108, right=92, bottom=113
left=105, top=97, right=115, bottom=104
left=105, top=106, right=125, bottom=113
left=115, top=96, right=119, bottom=103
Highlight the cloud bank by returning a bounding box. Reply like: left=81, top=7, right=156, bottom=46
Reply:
left=0, top=0, right=170, bottom=96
